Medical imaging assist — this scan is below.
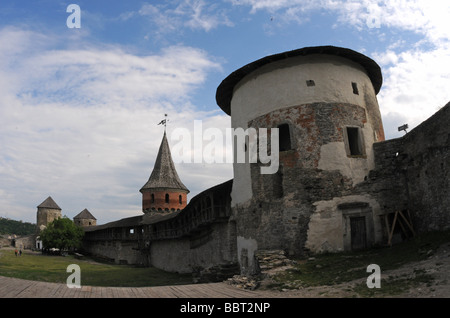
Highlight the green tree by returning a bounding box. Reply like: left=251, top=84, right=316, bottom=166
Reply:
left=0, top=218, right=36, bottom=235
left=40, top=217, right=84, bottom=253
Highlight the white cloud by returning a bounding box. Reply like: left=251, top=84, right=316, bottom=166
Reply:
left=177, top=0, right=234, bottom=31
left=375, top=45, right=450, bottom=138
left=137, top=0, right=233, bottom=37
left=229, top=0, right=450, bottom=41
left=229, top=0, right=450, bottom=139
left=6, top=47, right=219, bottom=107
left=0, top=26, right=231, bottom=224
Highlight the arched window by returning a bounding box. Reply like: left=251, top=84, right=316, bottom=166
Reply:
left=278, top=123, right=292, bottom=151
left=165, top=193, right=169, bottom=203
left=151, top=194, right=155, bottom=203
left=179, top=195, right=182, bottom=204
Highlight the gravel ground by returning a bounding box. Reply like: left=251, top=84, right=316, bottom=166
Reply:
left=252, top=241, right=450, bottom=298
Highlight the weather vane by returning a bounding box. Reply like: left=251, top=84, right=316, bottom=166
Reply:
left=158, top=114, right=168, bottom=131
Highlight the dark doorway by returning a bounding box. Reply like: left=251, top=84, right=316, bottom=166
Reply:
left=278, top=124, right=291, bottom=152
left=350, top=216, right=367, bottom=250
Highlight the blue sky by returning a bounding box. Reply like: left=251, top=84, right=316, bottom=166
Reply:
left=1, top=1, right=449, bottom=224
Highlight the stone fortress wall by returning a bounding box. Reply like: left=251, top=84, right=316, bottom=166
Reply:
left=369, top=103, right=449, bottom=233
left=26, top=46, right=449, bottom=280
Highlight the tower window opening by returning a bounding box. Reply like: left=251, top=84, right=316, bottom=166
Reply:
left=352, top=82, right=359, bottom=95
left=151, top=194, right=155, bottom=203
left=346, top=127, right=363, bottom=156
left=278, top=124, right=292, bottom=152
left=165, top=193, right=169, bottom=203
left=179, top=195, right=182, bottom=205
left=306, top=80, right=315, bottom=87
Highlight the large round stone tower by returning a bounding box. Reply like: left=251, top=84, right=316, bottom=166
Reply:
left=216, top=46, right=386, bottom=274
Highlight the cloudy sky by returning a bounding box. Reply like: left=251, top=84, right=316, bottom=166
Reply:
left=1, top=1, right=449, bottom=224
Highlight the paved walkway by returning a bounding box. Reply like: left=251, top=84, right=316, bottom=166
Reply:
left=0, top=276, right=271, bottom=298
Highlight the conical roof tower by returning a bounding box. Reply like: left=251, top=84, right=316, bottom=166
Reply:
left=73, top=208, right=97, bottom=227
left=36, top=196, right=62, bottom=233
left=37, top=196, right=61, bottom=210
left=140, top=132, right=189, bottom=213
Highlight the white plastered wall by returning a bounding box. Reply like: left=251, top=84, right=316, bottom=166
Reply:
left=318, top=123, right=376, bottom=186
left=305, top=195, right=384, bottom=253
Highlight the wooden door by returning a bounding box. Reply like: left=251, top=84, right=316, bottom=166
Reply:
left=350, top=216, right=367, bottom=250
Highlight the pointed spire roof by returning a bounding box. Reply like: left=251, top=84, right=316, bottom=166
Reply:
left=140, top=132, right=189, bottom=193
left=74, top=208, right=97, bottom=220
left=37, top=196, right=61, bottom=210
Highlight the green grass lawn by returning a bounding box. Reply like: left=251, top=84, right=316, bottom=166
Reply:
left=0, top=249, right=193, bottom=287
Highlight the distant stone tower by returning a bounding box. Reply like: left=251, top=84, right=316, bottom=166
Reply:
left=216, top=46, right=386, bottom=274
left=140, top=132, right=189, bottom=213
left=74, top=208, right=97, bottom=227
left=36, top=196, right=62, bottom=233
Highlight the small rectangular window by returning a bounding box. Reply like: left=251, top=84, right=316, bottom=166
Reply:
left=346, top=127, right=363, bottom=156
left=278, top=124, right=292, bottom=152
left=306, top=80, right=315, bottom=87
left=352, top=82, right=359, bottom=95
